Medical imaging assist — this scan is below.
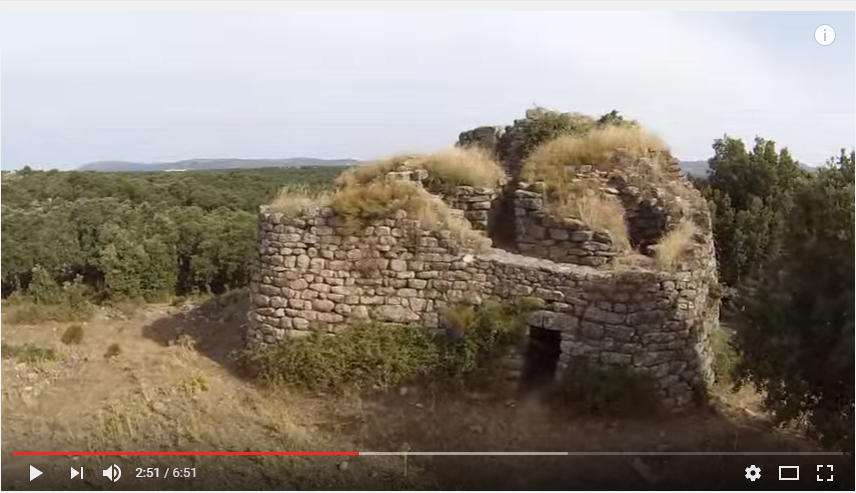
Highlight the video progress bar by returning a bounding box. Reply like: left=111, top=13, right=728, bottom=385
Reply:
left=361, top=452, right=845, bottom=456
left=14, top=451, right=845, bottom=457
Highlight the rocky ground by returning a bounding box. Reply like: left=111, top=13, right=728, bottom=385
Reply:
left=2, top=297, right=851, bottom=491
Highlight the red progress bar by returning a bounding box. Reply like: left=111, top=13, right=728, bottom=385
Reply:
left=14, top=452, right=359, bottom=456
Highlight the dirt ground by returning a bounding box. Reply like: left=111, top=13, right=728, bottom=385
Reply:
left=2, top=295, right=852, bottom=491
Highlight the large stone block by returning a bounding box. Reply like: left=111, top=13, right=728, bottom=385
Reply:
left=313, top=299, right=335, bottom=312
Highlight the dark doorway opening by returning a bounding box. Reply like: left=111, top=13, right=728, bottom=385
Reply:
left=520, top=327, right=562, bottom=392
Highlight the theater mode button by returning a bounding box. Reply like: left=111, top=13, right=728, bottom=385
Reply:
left=779, top=466, right=799, bottom=480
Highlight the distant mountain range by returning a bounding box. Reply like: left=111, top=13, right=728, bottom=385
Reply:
left=77, top=157, right=361, bottom=172
left=678, top=160, right=709, bottom=177
left=76, top=157, right=712, bottom=177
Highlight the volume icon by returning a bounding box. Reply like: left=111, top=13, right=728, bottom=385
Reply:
left=102, top=464, right=121, bottom=482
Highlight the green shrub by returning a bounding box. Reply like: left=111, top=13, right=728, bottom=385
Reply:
left=556, top=360, right=657, bottom=416
left=496, top=107, right=600, bottom=170
left=439, top=298, right=531, bottom=379
left=6, top=269, right=94, bottom=324
left=734, top=151, right=854, bottom=451
left=241, top=323, right=442, bottom=392
left=104, top=343, right=122, bottom=359
left=242, top=297, right=538, bottom=392
left=26, top=266, right=63, bottom=304
left=709, top=325, right=739, bottom=385
left=706, top=276, right=725, bottom=308
left=1, top=342, right=57, bottom=364
left=61, top=324, right=85, bottom=345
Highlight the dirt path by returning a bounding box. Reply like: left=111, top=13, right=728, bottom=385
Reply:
left=2, top=298, right=851, bottom=490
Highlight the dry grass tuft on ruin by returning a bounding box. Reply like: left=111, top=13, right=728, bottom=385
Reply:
left=269, top=184, right=331, bottom=214
left=521, top=125, right=669, bottom=183
left=335, top=147, right=506, bottom=191
left=518, top=125, right=675, bottom=254
left=652, top=219, right=698, bottom=271
left=331, top=180, right=490, bottom=251
left=270, top=173, right=490, bottom=252
left=552, top=180, right=631, bottom=252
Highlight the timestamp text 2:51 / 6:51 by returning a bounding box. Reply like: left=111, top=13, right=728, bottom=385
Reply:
left=136, top=467, right=196, bottom=478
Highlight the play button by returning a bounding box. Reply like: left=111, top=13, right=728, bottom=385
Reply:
left=30, top=465, right=43, bottom=481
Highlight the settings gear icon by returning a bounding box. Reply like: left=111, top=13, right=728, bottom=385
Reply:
left=745, top=465, right=762, bottom=481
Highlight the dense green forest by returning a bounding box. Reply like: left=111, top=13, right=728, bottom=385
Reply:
left=1, top=166, right=343, bottom=299
left=694, top=140, right=853, bottom=451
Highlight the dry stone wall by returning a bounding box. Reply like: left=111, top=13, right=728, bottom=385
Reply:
left=248, top=206, right=718, bottom=409
left=383, top=169, right=499, bottom=232
left=513, top=182, right=617, bottom=267
left=446, top=186, right=497, bottom=231
left=456, top=125, right=504, bottom=155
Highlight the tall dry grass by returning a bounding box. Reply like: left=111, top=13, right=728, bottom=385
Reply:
left=411, top=147, right=506, bottom=190
left=653, top=219, right=698, bottom=271
left=334, top=147, right=505, bottom=191
left=268, top=184, right=331, bottom=214
left=330, top=180, right=490, bottom=251
left=334, top=156, right=406, bottom=189
left=521, top=125, right=669, bottom=183
left=552, top=181, right=631, bottom=252
left=518, top=125, right=671, bottom=249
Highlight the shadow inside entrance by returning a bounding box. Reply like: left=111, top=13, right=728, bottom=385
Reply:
left=520, top=326, right=562, bottom=393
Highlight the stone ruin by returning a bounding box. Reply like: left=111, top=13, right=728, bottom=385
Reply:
left=247, top=111, right=720, bottom=410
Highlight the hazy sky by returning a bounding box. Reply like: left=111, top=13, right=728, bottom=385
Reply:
left=2, top=11, right=854, bottom=170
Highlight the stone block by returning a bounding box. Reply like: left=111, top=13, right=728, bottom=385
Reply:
left=549, top=228, right=569, bottom=240
left=409, top=298, right=427, bottom=312
left=580, top=320, right=605, bottom=339
left=601, top=352, right=633, bottom=365
left=289, top=279, right=308, bottom=290
left=317, top=312, right=344, bottom=323
left=253, top=294, right=270, bottom=307
left=397, top=288, right=418, bottom=298
left=313, top=299, right=335, bottom=312
left=568, top=230, right=593, bottom=242
left=270, top=296, right=288, bottom=309
left=583, top=306, right=626, bottom=325
left=259, top=284, right=281, bottom=296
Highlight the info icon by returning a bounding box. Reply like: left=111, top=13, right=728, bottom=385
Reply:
left=815, top=25, right=835, bottom=46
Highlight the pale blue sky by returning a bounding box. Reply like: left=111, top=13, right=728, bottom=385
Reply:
left=1, top=11, right=853, bottom=170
